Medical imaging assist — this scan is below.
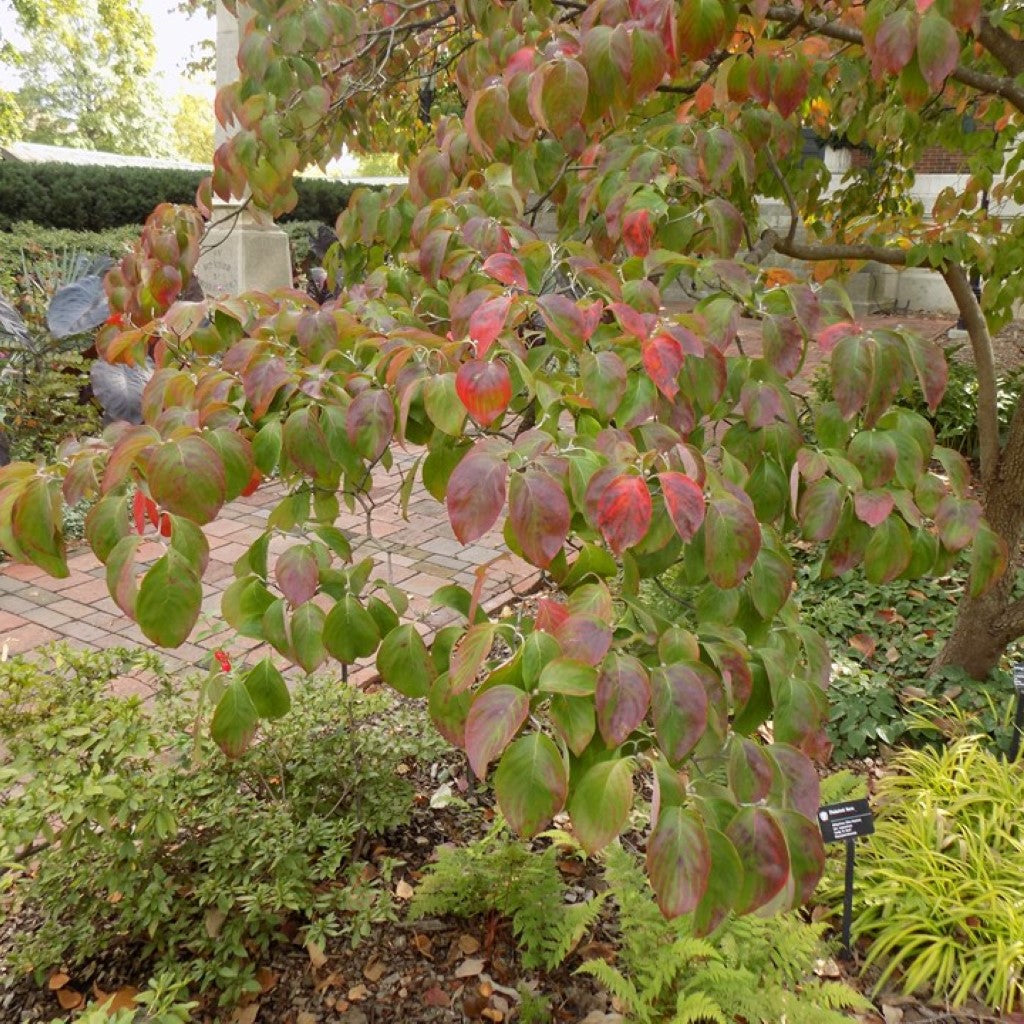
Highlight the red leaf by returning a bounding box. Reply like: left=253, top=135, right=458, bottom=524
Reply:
left=596, top=653, right=651, bottom=746
left=854, top=489, right=895, bottom=528
left=536, top=294, right=585, bottom=349
left=772, top=57, right=809, bottom=118
left=508, top=469, right=570, bottom=568
left=456, top=360, right=512, bottom=427
left=725, top=807, right=791, bottom=914
left=275, top=545, right=319, bottom=607
left=642, top=334, right=684, bottom=399
left=917, top=11, right=959, bottom=91
left=468, top=294, right=513, bottom=357
left=482, top=253, right=527, bottom=290
left=609, top=301, right=652, bottom=340
left=659, top=472, right=705, bottom=541
left=132, top=491, right=147, bottom=535
left=446, top=448, right=508, bottom=544
left=647, top=808, right=710, bottom=918
left=555, top=612, right=613, bottom=666
left=597, top=475, right=652, bottom=554
left=873, top=9, right=917, bottom=75
left=622, top=209, right=654, bottom=257
left=816, top=320, right=863, bottom=354
left=651, top=663, right=709, bottom=765
left=159, top=512, right=172, bottom=538
left=464, top=685, right=529, bottom=778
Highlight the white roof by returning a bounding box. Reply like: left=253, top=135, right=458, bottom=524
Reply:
left=0, top=141, right=211, bottom=172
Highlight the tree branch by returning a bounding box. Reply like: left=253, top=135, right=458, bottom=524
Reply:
left=767, top=229, right=911, bottom=266
left=764, top=5, right=1024, bottom=115
left=765, top=149, right=800, bottom=245
left=978, top=14, right=1024, bottom=78
left=940, top=263, right=1000, bottom=485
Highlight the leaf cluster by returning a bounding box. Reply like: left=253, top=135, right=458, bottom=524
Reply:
left=0, top=644, right=438, bottom=1004
left=820, top=733, right=1024, bottom=1011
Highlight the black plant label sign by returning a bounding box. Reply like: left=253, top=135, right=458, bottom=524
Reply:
left=817, top=799, right=875, bottom=844
left=1014, top=663, right=1024, bottom=695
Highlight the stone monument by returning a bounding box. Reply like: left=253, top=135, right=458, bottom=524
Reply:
left=194, top=2, right=292, bottom=296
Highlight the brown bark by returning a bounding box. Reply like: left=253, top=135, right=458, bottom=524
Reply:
left=934, top=395, right=1024, bottom=679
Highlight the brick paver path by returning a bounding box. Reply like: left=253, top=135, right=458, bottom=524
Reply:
left=0, top=312, right=954, bottom=684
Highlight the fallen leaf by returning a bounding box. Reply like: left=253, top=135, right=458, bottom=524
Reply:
left=107, top=890, right=123, bottom=904
left=347, top=984, right=370, bottom=1002
left=306, top=940, right=328, bottom=969
left=423, top=986, right=450, bottom=1008
left=296, top=1013, right=317, bottom=1024
left=255, top=967, right=278, bottom=993
left=56, top=988, right=84, bottom=1011
left=482, top=1009, right=504, bottom=1022
left=47, top=972, right=70, bottom=991
left=95, top=986, right=140, bottom=1012
left=230, top=1004, right=259, bottom=1024
left=579, top=1014, right=626, bottom=1024
left=458, top=934, right=481, bottom=955
left=205, top=908, right=226, bottom=938
left=881, top=1006, right=904, bottom=1024
left=848, top=633, right=876, bottom=658
left=395, top=878, right=415, bottom=900
left=363, top=960, right=385, bottom=983
left=413, top=932, right=433, bottom=958
left=455, top=958, right=485, bottom=979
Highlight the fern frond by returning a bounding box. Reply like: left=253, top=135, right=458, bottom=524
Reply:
left=577, top=958, right=646, bottom=1023
left=672, top=991, right=728, bottom=1024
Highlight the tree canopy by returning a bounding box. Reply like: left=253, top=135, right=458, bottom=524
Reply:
left=2, top=0, right=1022, bottom=919
left=2, top=0, right=166, bottom=156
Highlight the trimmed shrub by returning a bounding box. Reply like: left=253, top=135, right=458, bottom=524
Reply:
left=0, top=161, right=361, bottom=231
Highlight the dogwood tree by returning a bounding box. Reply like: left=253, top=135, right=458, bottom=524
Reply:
left=0, top=0, right=1014, bottom=918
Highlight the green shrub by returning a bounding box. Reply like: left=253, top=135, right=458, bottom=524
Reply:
left=809, top=352, right=1024, bottom=461
left=0, top=223, right=140, bottom=293
left=823, top=733, right=1024, bottom=1011
left=0, top=350, right=104, bottom=462
left=0, top=644, right=442, bottom=1006
left=792, top=557, right=1019, bottom=760
left=0, top=162, right=361, bottom=231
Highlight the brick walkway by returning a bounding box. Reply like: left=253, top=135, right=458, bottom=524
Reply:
left=0, top=312, right=955, bottom=684
left=0, top=449, right=541, bottom=684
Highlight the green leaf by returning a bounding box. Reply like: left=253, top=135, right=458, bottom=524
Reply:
left=135, top=548, right=202, bottom=648
left=211, top=679, right=259, bottom=758
left=863, top=515, right=912, bottom=584
left=323, top=593, right=381, bottom=663
left=568, top=757, right=634, bottom=853
left=244, top=657, right=290, bottom=719
left=377, top=623, right=435, bottom=698
left=704, top=488, right=760, bottom=588
left=291, top=600, right=327, bottom=673
left=494, top=733, right=568, bottom=837
left=692, top=828, right=743, bottom=935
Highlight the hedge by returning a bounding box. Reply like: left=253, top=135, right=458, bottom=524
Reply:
left=0, top=161, right=359, bottom=231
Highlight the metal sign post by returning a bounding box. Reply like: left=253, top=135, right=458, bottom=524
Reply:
left=818, top=798, right=875, bottom=959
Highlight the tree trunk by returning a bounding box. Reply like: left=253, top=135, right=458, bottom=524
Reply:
left=935, top=395, right=1024, bottom=679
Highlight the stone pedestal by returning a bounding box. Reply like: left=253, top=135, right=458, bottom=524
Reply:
left=197, top=207, right=293, bottom=296
left=195, top=2, right=292, bottom=297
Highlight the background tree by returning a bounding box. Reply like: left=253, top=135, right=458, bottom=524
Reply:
left=0, top=88, right=23, bottom=143
left=2, top=0, right=167, bottom=156
left=0, top=0, right=1015, bottom=917
left=169, top=91, right=214, bottom=164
